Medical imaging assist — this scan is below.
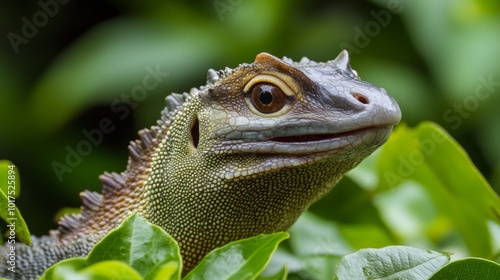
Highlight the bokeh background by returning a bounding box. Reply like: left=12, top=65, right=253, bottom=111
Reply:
left=1, top=0, right=499, bottom=241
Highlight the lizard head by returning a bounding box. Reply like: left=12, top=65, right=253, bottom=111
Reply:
left=196, top=50, right=401, bottom=172
left=145, top=51, right=401, bottom=272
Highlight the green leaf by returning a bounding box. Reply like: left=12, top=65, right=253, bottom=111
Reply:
left=87, top=213, right=181, bottom=280
left=152, top=261, right=180, bottom=280
left=262, top=248, right=304, bottom=277
left=335, top=246, right=450, bottom=280
left=41, top=258, right=143, bottom=280
left=40, top=257, right=88, bottom=280
left=0, top=160, right=20, bottom=197
left=80, top=260, right=144, bottom=280
left=288, top=212, right=353, bottom=257
left=41, top=213, right=180, bottom=279
left=429, top=257, right=500, bottom=280
left=415, top=123, right=500, bottom=221
left=377, top=122, right=500, bottom=257
left=0, top=192, right=31, bottom=245
left=301, top=254, right=342, bottom=280
left=184, top=232, right=289, bottom=280
left=0, top=161, right=30, bottom=245
left=0, top=184, right=31, bottom=246
left=256, top=264, right=287, bottom=280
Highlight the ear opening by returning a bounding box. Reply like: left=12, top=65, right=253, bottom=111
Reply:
left=190, top=116, right=200, bottom=149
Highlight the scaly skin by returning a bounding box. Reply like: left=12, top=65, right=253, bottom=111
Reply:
left=1, top=51, right=400, bottom=279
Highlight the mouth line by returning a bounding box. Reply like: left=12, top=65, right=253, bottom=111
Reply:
left=218, top=126, right=393, bottom=156
left=268, top=127, right=375, bottom=143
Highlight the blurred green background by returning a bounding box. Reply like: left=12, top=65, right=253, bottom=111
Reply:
left=1, top=0, right=499, bottom=238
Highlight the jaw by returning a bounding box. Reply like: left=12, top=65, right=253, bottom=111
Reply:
left=215, top=125, right=393, bottom=180
left=238, top=125, right=393, bottom=154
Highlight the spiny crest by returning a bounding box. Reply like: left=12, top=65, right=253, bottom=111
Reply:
left=281, top=56, right=317, bottom=65
left=57, top=191, right=102, bottom=235
left=101, top=90, right=195, bottom=198
left=127, top=91, right=194, bottom=166
left=281, top=50, right=351, bottom=68
left=206, top=66, right=239, bottom=87
left=57, top=88, right=196, bottom=236
left=100, top=172, right=126, bottom=200
left=80, top=191, right=102, bottom=213
left=283, top=50, right=358, bottom=79
left=194, top=51, right=355, bottom=91
left=58, top=213, right=81, bottom=235
left=99, top=90, right=197, bottom=210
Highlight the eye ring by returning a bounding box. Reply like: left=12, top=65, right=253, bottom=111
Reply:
left=243, top=74, right=297, bottom=117
left=250, top=83, right=287, bottom=114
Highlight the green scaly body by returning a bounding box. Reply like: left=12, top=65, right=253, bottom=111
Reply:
left=1, top=51, right=401, bottom=279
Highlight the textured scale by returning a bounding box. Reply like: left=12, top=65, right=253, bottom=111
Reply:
left=1, top=51, right=401, bottom=279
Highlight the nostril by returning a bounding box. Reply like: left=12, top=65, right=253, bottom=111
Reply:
left=352, top=92, right=369, bottom=105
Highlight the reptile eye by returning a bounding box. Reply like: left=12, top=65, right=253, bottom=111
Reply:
left=250, top=83, right=287, bottom=114
left=243, top=74, right=297, bottom=117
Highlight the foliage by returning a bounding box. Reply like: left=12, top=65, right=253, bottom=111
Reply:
left=39, top=213, right=180, bottom=280
left=39, top=214, right=288, bottom=280
left=335, top=246, right=450, bottom=280
left=377, top=122, right=500, bottom=257
left=183, top=232, right=288, bottom=280
left=0, top=161, right=30, bottom=245
left=429, top=257, right=500, bottom=280
left=32, top=214, right=496, bottom=280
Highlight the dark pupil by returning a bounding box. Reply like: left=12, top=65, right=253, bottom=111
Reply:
left=259, top=90, right=273, bottom=105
